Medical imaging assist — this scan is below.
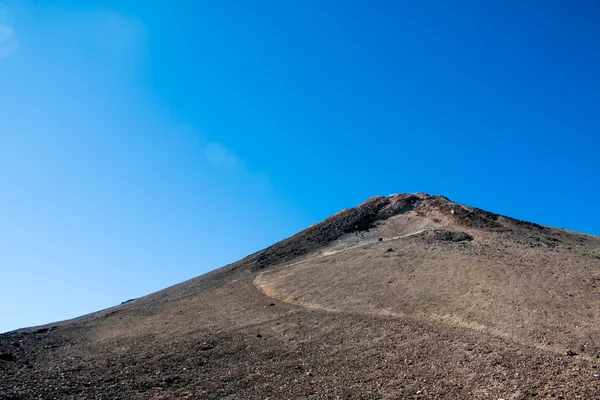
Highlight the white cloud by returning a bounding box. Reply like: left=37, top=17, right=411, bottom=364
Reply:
left=0, top=6, right=18, bottom=59
left=0, top=25, right=17, bottom=58
left=204, top=142, right=239, bottom=169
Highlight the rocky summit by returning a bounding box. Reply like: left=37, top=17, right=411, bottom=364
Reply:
left=2, top=193, right=600, bottom=399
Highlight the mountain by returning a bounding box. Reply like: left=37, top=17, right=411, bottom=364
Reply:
left=2, top=193, right=600, bottom=399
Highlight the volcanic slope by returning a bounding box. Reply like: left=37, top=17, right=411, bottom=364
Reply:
left=2, top=193, right=600, bottom=399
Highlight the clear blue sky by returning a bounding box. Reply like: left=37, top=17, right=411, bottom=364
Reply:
left=1, top=0, right=599, bottom=333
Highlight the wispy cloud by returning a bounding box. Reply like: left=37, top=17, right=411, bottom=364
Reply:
left=204, top=142, right=239, bottom=169
left=172, top=126, right=271, bottom=190
left=0, top=6, right=18, bottom=59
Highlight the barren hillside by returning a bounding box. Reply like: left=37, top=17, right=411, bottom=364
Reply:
left=2, top=193, right=600, bottom=399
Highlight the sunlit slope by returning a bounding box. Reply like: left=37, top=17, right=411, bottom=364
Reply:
left=255, top=202, right=600, bottom=358
left=3, top=193, right=600, bottom=399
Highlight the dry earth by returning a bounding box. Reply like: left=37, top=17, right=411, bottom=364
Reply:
left=2, top=193, right=600, bottom=399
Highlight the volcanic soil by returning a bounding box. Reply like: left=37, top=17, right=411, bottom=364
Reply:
left=2, top=193, right=600, bottom=399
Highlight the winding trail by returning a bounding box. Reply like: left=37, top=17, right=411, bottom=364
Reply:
left=252, top=232, right=594, bottom=362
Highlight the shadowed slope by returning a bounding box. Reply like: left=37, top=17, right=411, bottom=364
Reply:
left=2, top=193, right=600, bottom=399
left=252, top=193, right=513, bottom=271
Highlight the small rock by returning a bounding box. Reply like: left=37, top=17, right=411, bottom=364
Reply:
left=163, top=376, right=179, bottom=385
left=199, top=343, right=214, bottom=351
left=565, top=350, right=578, bottom=356
left=0, top=352, right=16, bottom=362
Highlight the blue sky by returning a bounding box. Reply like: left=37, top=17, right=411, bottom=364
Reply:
left=1, top=1, right=599, bottom=333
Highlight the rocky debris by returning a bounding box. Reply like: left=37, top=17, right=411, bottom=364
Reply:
left=251, top=192, right=558, bottom=270
left=504, top=215, right=547, bottom=231
left=433, top=230, right=473, bottom=242
left=32, top=327, right=55, bottom=334
left=416, top=229, right=474, bottom=243
left=413, top=196, right=504, bottom=229
left=198, top=343, right=214, bottom=351
left=0, top=352, right=16, bottom=362
left=253, top=194, right=424, bottom=270
left=3, top=192, right=600, bottom=399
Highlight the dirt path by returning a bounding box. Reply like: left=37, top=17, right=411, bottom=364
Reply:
left=253, top=234, right=596, bottom=363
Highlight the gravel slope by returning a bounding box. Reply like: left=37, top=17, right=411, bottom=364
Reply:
left=2, top=193, right=600, bottom=399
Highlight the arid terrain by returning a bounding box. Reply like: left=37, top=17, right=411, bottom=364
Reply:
left=2, top=193, right=600, bottom=399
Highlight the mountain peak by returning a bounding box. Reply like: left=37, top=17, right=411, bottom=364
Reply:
left=253, top=192, right=508, bottom=270
left=3, top=192, right=600, bottom=399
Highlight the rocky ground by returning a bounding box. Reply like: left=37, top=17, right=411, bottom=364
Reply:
left=2, top=193, right=600, bottom=399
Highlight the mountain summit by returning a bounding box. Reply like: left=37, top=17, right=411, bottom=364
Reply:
left=2, top=193, right=600, bottom=399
